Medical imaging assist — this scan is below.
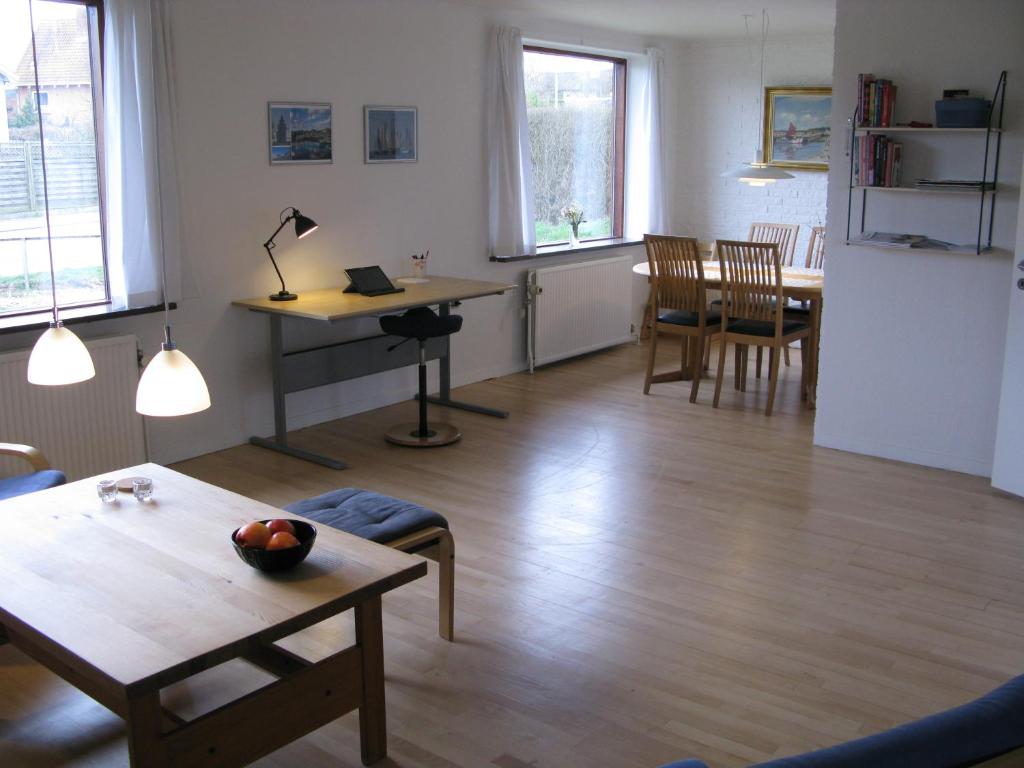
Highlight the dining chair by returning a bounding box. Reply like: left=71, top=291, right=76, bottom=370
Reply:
left=805, top=225, right=826, bottom=268
left=748, top=222, right=800, bottom=266
left=0, top=442, right=66, bottom=502
left=713, top=240, right=811, bottom=416
left=642, top=234, right=720, bottom=403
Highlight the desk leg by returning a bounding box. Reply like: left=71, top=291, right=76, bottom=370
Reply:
left=249, top=314, right=349, bottom=470
left=423, top=302, right=510, bottom=419
left=356, top=596, right=387, bottom=765
left=126, top=691, right=163, bottom=767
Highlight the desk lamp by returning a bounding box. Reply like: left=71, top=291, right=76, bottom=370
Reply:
left=263, top=207, right=318, bottom=301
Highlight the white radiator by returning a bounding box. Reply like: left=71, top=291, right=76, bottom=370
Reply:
left=0, top=334, right=146, bottom=481
left=527, top=255, right=634, bottom=370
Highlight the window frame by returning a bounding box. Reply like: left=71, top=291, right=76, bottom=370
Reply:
left=523, top=45, right=627, bottom=244
left=0, top=0, right=111, bottom=321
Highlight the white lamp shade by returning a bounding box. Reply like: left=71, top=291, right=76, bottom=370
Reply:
left=27, top=325, right=96, bottom=385
left=136, top=347, right=211, bottom=417
left=721, top=162, right=795, bottom=185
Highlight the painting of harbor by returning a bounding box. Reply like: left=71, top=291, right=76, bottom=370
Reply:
left=763, top=87, right=831, bottom=170
left=364, top=106, right=417, bottom=163
left=269, top=103, right=332, bottom=164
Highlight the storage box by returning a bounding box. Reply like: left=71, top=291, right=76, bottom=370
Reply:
left=935, top=97, right=991, bottom=128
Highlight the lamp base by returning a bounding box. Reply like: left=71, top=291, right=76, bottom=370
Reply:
left=269, top=291, right=297, bottom=301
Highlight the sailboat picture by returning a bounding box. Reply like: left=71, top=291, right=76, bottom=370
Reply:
left=364, top=106, right=418, bottom=163
left=763, top=87, right=831, bottom=170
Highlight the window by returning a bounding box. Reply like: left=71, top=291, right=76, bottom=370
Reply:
left=523, top=47, right=625, bottom=246
left=0, top=0, right=107, bottom=317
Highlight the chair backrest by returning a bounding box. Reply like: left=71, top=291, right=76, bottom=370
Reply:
left=747, top=222, right=800, bottom=266
left=805, top=225, right=826, bottom=269
left=716, top=239, right=784, bottom=331
left=644, top=234, right=707, bottom=317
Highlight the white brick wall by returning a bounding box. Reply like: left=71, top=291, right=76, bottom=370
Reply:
left=673, top=34, right=834, bottom=262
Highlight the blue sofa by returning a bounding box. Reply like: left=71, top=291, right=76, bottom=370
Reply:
left=661, top=674, right=1024, bottom=768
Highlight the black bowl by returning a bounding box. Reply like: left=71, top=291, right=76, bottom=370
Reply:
left=231, top=519, right=316, bottom=572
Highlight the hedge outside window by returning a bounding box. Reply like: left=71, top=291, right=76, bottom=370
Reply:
left=523, top=47, right=626, bottom=247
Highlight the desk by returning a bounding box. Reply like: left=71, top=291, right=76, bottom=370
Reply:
left=633, top=261, right=824, bottom=406
left=0, top=463, right=426, bottom=767
left=233, top=276, right=517, bottom=468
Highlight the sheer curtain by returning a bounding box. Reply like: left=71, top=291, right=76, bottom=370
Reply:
left=487, top=26, right=536, bottom=259
left=626, top=47, right=668, bottom=238
left=103, top=0, right=183, bottom=308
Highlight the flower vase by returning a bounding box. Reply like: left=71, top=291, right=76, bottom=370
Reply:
left=569, top=226, right=580, bottom=247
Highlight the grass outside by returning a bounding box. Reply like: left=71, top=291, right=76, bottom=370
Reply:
left=0, top=266, right=106, bottom=313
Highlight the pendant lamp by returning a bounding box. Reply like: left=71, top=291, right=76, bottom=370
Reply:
left=721, top=10, right=794, bottom=187
left=25, top=0, right=95, bottom=386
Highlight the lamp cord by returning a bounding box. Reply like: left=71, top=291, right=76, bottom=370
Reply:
left=27, top=0, right=59, bottom=324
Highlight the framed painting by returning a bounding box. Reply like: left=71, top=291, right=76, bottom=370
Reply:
left=763, top=87, right=831, bottom=171
left=364, top=106, right=417, bottom=163
left=269, top=102, right=333, bottom=165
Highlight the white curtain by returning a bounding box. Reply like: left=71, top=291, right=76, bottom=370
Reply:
left=104, top=0, right=183, bottom=308
left=626, top=47, right=668, bottom=238
left=487, top=26, right=536, bottom=259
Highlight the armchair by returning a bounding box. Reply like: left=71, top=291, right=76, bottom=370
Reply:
left=0, top=443, right=66, bottom=501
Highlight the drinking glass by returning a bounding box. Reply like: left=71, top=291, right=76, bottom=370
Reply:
left=132, top=477, right=154, bottom=502
left=96, top=479, right=118, bottom=502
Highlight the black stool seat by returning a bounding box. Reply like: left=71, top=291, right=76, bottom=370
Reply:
left=380, top=307, right=462, bottom=340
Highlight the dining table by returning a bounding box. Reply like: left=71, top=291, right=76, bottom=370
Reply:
left=633, top=259, right=825, bottom=407
left=0, top=463, right=426, bottom=766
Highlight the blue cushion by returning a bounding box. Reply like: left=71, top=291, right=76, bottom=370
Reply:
left=284, top=488, right=448, bottom=545
left=660, top=674, right=1024, bottom=768
left=658, top=310, right=721, bottom=327
left=0, top=470, right=66, bottom=501
left=726, top=319, right=807, bottom=337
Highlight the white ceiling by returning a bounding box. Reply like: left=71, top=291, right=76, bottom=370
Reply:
left=459, top=0, right=835, bottom=41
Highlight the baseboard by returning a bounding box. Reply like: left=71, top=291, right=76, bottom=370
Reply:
left=813, top=431, right=993, bottom=478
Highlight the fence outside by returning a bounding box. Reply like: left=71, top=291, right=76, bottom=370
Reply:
left=0, top=142, right=99, bottom=214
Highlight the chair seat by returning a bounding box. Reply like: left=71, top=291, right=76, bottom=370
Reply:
left=285, top=488, right=449, bottom=546
left=0, top=469, right=66, bottom=501
left=657, top=310, right=721, bottom=327
left=726, top=319, right=808, bottom=337
left=379, top=307, right=462, bottom=340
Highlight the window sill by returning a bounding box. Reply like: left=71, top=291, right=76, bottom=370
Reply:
left=490, top=237, right=644, bottom=262
left=0, top=302, right=175, bottom=336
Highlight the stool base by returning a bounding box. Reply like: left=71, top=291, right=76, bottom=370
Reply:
left=385, top=422, right=461, bottom=447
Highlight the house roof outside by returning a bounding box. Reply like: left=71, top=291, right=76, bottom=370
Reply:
left=13, top=16, right=91, bottom=88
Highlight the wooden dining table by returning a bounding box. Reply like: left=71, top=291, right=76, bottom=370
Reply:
left=632, top=260, right=825, bottom=407
left=0, top=463, right=426, bottom=766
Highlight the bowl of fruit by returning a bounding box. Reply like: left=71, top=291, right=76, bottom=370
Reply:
left=231, top=518, right=316, bottom=572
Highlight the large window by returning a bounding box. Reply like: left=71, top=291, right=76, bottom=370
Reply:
left=524, top=47, right=625, bottom=246
left=0, top=0, right=107, bottom=317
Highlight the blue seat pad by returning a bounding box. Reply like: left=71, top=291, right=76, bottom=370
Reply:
left=726, top=319, right=807, bottom=337
left=284, top=488, right=448, bottom=544
left=0, top=469, right=66, bottom=502
left=657, top=310, right=722, bottom=327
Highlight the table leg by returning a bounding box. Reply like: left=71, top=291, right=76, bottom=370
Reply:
left=126, top=691, right=163, bottom=767
left=248, top=314, right=348, bottom=469
left=424, top=302, right=509, bottom=419
left=355, top=596, right=387, bottom=765
left=807, top=298, right=822, bottom=409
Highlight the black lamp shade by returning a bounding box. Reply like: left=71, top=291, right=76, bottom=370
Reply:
left=294, top=212, right=318, bottom=240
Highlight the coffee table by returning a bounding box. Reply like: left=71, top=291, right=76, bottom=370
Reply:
left=0, top=463, right=426, bottom=766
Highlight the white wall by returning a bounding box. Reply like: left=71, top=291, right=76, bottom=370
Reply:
left=675, top=34, right=834, bottom=259
left=0, top=0, right=679, bottom=465
left=815, top=0, right=1023, bottom=476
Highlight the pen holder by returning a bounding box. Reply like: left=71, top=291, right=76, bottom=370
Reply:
left=410, top=252, right=428, bottom=279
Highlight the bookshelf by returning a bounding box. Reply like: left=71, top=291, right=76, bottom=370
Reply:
left=845, top=71, right=1007, bottom=255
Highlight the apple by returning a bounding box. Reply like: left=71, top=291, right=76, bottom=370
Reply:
left=235, top=521, right=272, bottom=549
left=266, top=531, right=301, bottom=550
left=267, top=519, right=296, bottom=536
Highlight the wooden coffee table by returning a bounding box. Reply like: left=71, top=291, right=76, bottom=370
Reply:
left=0, top=463, right=426, bottom=766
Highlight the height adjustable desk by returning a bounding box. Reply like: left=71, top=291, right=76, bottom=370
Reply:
left=232, top=276, right=516, bottom=469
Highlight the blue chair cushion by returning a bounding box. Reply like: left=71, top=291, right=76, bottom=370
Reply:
left=657, top=310, right=721, bottom=327
left=284, top=488, right=448, bottom=546
left=726, top=319, right=807, bottom=337
left=660, top=674, right=1024, bottom=768
left=0, top=470, right=66, bottom=501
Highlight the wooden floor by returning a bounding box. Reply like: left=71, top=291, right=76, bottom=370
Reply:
left=3, top=340, right=1024, bottom=767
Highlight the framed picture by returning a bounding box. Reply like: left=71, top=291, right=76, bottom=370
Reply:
left=763, top=87, right=831, bottom=171
left=364, top=106, right=417, bottom=163
left=268, top=102, right=332, bottom=165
